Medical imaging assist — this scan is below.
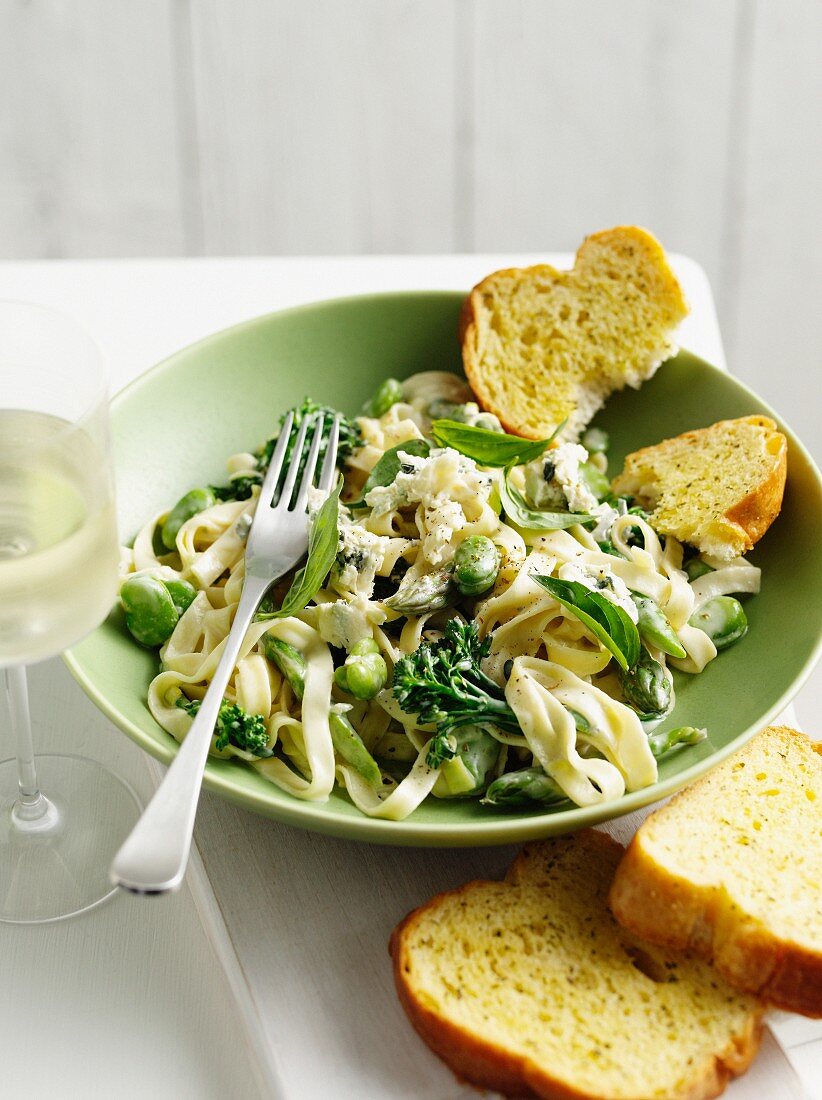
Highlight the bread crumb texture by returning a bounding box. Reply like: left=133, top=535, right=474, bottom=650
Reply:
left=612, top=415, right=787, bottom=559
left=610, top=727, right=822, bottom=1016
left=461, top=226, right=688, bottom=441
left=392, top=831, right=761, bottom=1099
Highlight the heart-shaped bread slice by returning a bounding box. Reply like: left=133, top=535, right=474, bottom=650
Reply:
left=460, top=226, right=689, bottom=440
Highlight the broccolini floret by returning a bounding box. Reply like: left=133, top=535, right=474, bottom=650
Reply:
left=210, top=474, right=263, bottom=502
left=392, top=619, right=519, bottom=768
left=258, top=398, right=361, bottom=473
left=176, top=696, right=272, bottom=757
left=209, top=398, right=360, bottom=502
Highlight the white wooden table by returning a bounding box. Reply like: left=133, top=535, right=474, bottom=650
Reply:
left=0, top=255, right=818, bottom=1099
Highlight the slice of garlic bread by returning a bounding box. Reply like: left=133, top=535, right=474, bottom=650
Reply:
left=610, top=726, right=822, bottom=1017
left=391, top=830, right=762, bottom=1100
left=460, top=226, right=689, bottom=440
left=612, top=415, right=787, bottom=559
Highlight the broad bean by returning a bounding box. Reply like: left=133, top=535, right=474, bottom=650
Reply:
left=453, top=536, right=500, bottom=597
left=121, top=575, right=179, bottom=647
left=161, top=487, right=216, bottom=550
left=689, top=596, right=747, bottom=650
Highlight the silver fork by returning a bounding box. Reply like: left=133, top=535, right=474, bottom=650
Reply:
left=110, top=411, right=340, bottom=894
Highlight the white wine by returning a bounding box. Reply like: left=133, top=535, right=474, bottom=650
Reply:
left=0, top=410, right=119, bottom=666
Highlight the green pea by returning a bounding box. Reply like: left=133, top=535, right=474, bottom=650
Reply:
left=161, top=488, right=216, bottom=550
left=121, top=575, right=179, bottom=648
left=581, top=427, right=609, bottom=454
left=162, top=578, right=197, bottom=617
left=363, top=378, right=403, bottom=419
left=453, top=536, right=500, bottom=597
left=684, top=557, right=715, bottom=582
left=689, top=596, right=748, bottom=651
left=342, top=650, right=388, bottom=700
left=579, top=461, right=611, bottom=502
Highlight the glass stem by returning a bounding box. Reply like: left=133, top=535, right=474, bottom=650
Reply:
left=3, top=666, right=49, bottom=822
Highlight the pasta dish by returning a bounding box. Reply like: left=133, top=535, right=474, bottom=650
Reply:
left=118, top=371, right=761, bottom=820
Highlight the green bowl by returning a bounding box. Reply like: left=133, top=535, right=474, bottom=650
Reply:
left=65, top=292, right=822, bottom=846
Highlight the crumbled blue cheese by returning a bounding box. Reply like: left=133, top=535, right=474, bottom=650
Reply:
left=557, top=560, right=639, bottom=623
left=364, top=449, right=430, bottom=515
left=551, top=444, right=599, bottom=513
left=365, top=448, right=494, bottom=568
left=365, top=447, right=493, bottom=517
left=590, top=503, right=620, bottom=542
left=421, top=497, right=466, bottom=566
left=522, top=443, right=599, bottom=514
left=332, top=512, right=391, bottom=598
left=316, top=596, right=386, bottom=651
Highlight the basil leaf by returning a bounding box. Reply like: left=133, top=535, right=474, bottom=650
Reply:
left=257, top=479, right=342, bottom=621
left=500, top=469, right=593, bottom=531
left=431, top=419, right=558, bottom=468
left=348, top=438, right=430, bottom=509
left=531, top=575, right=641, bottom=672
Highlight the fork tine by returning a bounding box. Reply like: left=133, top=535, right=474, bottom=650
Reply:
left=258, top=411, right=294, bottom=507
left=293, top=416, right=325, bottom=510
left=277, top=413, right=314, bottom=508
left=318, top=416, right=340, bottom=493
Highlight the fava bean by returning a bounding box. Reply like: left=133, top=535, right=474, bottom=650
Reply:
left=162, top=578, right=197, bottom=617
left=453, top=536, right=500, bottom=597
left=337, top=640, right=388, bottom=700
left=363, top=378, right=403, bottom=419
left=121, top=575, right=179, bottom=647
left=689, top=596, right=747, bottom=650
left=161, top=487, right=216, bottom=550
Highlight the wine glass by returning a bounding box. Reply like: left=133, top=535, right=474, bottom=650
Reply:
left=0, top=301, right=141, bottom=923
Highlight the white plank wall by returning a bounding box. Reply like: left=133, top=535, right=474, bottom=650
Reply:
left=0, top=0, right=818, bottom=453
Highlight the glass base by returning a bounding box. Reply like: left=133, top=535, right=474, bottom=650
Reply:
left=0, top=754, right=142, bottom=924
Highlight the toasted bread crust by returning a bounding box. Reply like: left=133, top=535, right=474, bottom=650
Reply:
left=391, top=894, right=539, bottom=1098
left=723, top=428, right=787, bottom=551
left=460, top=264, right=565, bottom=437
left=610, top=729, right=822, bottom=1017
left=461, top=226, right=688, bottom=439
left=390, top=831, right=764, bottom=1099
left=612, top=415, right=787, bottom=556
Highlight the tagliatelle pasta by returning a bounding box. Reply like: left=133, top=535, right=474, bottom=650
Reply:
left=119, top=371, right=763, bottom=819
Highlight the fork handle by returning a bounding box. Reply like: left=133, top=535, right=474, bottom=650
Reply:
left=110, top=575, right=270, bottom=894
